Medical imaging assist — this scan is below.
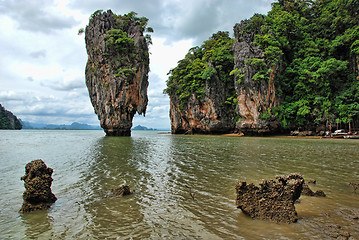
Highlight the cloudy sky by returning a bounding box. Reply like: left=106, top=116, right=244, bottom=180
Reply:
left=0, top=0, right=273, bottom=129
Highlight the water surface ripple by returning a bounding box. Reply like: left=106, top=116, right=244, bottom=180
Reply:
left=0, top=130, right=358, bottom=239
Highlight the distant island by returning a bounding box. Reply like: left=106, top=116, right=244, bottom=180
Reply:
left=21, top=121, right=102, bottom=130
left=15, top=120, right=163, bottom=131
left=132, top=125, right=156, bottom=131
left=0, top=104, right=22, bottom=130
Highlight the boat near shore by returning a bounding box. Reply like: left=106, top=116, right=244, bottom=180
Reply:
left=344, top=134, right=359, bottom=139
left=331, top=129, right=348, bottom=138
left=325, top=129, right=359, bottom=139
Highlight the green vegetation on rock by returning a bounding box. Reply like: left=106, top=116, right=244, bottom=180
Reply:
left=165, top=0, right=358, bottom=134
left=164, top=31, right=235, bottom=110
left=100, top=11, right=152, bottom=80
left=252, top=0, right=359, bottom=128
left=0, top=104, right=22, bottom=130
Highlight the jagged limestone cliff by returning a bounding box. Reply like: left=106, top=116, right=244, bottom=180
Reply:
left=167, top=1, right=359, bottom=135
left=165, top=25, right=282, bottom=135
left=165, top=18, right=282, bottom=135
left=233, top=15, right=281, bottom=135
left=169, top=69, right=236, bottom=134
left=0, top=104, right=22, bottom=130
left=85, top=10, right=150, bottom=136
left=165, top=32, right=236, bottom=134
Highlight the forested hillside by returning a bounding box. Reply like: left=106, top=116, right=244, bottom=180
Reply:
left=256, top=0, right=359, bottom=129
left=165, top=0, right=359, bottom=134
left=0, top=104, right=22, bottom=130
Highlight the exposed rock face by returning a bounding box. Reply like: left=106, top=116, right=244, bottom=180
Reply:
left=169, top=71, right=235, bottom=134
left=235, top=174, right=304, bottom=223
left=166, top=32, right=236, bottom=134
left=20, top=160, right=57, bottom=213
left=233, top=16, right=281, bottom=135
left=85, top=10, right=149, bottom=136
left=0, top=104, right=22, bottom=130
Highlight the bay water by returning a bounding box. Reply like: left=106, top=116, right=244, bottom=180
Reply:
left=0, top=130, right=358, bottom=239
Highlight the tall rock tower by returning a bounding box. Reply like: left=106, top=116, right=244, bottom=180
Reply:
left=165, top=32, right=236, bottom=134
left=233, top=15, right=281, bottom=135
left=85, top=10, right=150, bottom=136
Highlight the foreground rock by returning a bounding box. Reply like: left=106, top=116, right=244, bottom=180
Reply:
left=302, top=184, right=326, bottom=197
left=235, top=174, right=304, bottom=223
left=85, top=10, right=150, bottom=136
left=20, top=160, right=57, bottom=213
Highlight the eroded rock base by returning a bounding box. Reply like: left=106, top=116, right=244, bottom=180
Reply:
left=105, top=129, right=131, bottom=137
left=20, top=159, right=57, bottom=213
left=235, top=174, right=304, bottom=223
left=302, top=184, right=326, bottom=197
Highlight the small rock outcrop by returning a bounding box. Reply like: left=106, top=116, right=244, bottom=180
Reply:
left=20, top=160, right=57, bottom=213
left=233, top=15, right=281, bottom=135
left=111, top=185, right=134, bottom=197
left=302, top=184, right=326, bottom=197
left=0, top=104, right=22, bottom=130
left=349, top=182, right=359, bottom=193
left=85, top=10, right=150, bottom=136
left=235, top=174, right=304, bottom=223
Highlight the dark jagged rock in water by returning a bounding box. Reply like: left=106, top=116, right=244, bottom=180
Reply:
left=233, top=15, right=281, bottom=135
left=307, top=179, right=316, bottom=184
left=111, top=185, right=134, bottom=197
left=302, top=184, right=326, bottom=197
left=349, top=182, right=359, bottom=193
left=85, top=10, right=150, bottom=136
left=0, top=104, right=22, bottom=130
left=235, top=174, right=304, bottom=223
left=20, top=160, right=57, bottom=213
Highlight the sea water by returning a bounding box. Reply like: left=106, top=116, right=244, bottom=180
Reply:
left=0, top=130, right=358, bottom=239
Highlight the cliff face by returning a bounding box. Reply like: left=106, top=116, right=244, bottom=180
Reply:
left=168, top=17, right=282, bottom=135
left=0, top=104, right=22, bottom=130
left=169, top=67, right=235, bottom=134
left=167, top=2, right=358, bottom=135
left=85, top=10, right=149, bottom=136
left=166, top=32, right=236, bottom=134
left=233, top=16, right=281, bottom=135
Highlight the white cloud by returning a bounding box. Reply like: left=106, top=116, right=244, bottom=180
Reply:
left=0, top=0, right=273, bottom=128
left=41, top=72, right=86, bottom=91
left=29, top=50, right=47, bottom=59
left=0, top=0, right=78, bottom=33
left=0, top=91, right=25, bottom=101
left=150, top=37, right=194, bottom=79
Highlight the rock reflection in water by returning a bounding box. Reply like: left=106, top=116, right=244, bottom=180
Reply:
left=80, top=136, right=148, bottom=239
left=80, top=134, right=359, bottom=239
left=21, top=211, right=54, bottom=239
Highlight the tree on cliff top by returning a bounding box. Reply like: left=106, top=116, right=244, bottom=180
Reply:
left=249, top=0, right=359, bottom=128
left=164, top=0, right=359, bottom=131
left=164, top=31, right=235, bottom=110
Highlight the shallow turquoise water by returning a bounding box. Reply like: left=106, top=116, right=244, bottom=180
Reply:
left=0, top=130, right=358, bottom=239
